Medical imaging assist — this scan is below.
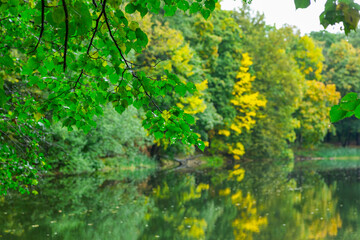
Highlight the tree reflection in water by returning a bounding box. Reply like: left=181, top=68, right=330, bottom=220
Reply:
left=0, top=161, right=357, bottom=240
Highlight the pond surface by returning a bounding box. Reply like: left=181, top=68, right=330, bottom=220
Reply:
left=1, top=160, right=360, bottom=240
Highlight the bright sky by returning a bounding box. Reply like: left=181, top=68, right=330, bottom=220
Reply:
left=221, top=0, right=360, bottom=35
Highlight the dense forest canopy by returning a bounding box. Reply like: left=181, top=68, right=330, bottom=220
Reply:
left=1, top=0, right=360, bottom=195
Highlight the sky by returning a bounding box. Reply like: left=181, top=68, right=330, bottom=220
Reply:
left=221, top=0, right=360, bottom=35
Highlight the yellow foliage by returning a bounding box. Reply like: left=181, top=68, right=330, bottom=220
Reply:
left=296, top=80, right=341, bottom=145
left=172, top=44, right=194, bottom=77
left=296, top=36, right=324, bottom=80
left=195, top=79, right=208, bottom=91
left=161, top=110, right=171, bottom=121
left=228, top=142, right=245, bottom=162
left=219, top=188, right=231, bottom=196
left=196, top=183, right=210, bottom=193
left=230, top=188, right=268, bottom=240
left=218, top=129, right=231, bottom=137
left=33, top=112, right=43, bottom=122
left=228, top=166, right=245, bottom=182
left=177, top=80, right=208, bottom=115
left=178, top=218, right=207, bottom=240
left=218, top=53, right=266, bottom=159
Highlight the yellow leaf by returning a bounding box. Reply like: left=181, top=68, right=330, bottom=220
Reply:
left=34, top=112, right=43, bottom=122
left=161, top=110, right=171, bottom=121
left=120, top=43, right=126, bottom=53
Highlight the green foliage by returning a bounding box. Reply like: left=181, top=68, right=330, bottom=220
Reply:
left=326, top=40, right=360, bottom=124
left=320, top=0, right=360, bottom=34
left=294, top=0, right=310, bottom=9
left=295, top=143, right=360, bottom=158
left=0, top=0, right=358, bottom=195
left=234, top=8, right=304, bottom=158
left=0, top=173, right=154, bottom=239
left=47, top=106, right=153, bottom=173
left=0, top=0, right=217, bottom=194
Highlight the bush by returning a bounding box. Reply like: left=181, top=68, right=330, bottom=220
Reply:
left=46, top=106, right=153, bottom=173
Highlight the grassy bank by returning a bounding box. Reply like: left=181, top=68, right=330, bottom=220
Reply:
left=295, top=158, right=360, bottom=171
left=294, top=144, right=360, bottom=171
left=294, top=144, right=360, bottom=159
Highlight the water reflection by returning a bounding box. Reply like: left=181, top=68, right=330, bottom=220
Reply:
left=1, top=161, right=360, bottom=239
left=142, top=164, right=267, bottom=240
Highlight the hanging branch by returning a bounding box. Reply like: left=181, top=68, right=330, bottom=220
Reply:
left=61, top=0, right=69, bottom=72
left=73, top=69, right=84, bottom=89
left=30, top=0, right=45, bottom=53
left=87, top=0, right=107, bottom=55
left=102, top=5, right=163, bottom=113
left=92, top=0, right=98, bottom=8
left=46, top=69, right=84, bottom=102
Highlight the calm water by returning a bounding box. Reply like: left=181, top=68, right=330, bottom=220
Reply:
left=1, top=160, right=360, bottom=240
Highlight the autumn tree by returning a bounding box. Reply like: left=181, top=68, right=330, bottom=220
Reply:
left=292, top=36, right=340, bottom=146
left=1, top=0, right=360, bottom=194
left=1, top=0, right=219, bottom=194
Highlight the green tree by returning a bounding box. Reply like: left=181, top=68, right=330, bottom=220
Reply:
left=323, top=40, right=360, bottom=144
left=1, top=0, right=359, bottom=194
left=233, top=7, right=304, bottom=159
left=1, top=0, right=219, bottom=194
left=292, top=35, right=341, bottom=146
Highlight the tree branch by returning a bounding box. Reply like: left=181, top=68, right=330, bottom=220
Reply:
left=61, top=0, right=69, bottom=72
left=30, top=0, right=45, bottom=54
left=92, top=0, right=98, bottom=8
left=87, top=1, right=106, bottom=55
left=102, top=6, right=163, bottom=113
left=0, top=17, right=14, bottom=22
left=73, top=69, right=84, bottom=89
left=46, top=69, right=84, bottom=102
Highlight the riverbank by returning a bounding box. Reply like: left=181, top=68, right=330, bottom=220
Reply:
left=294, top=144, right=360, bottom=160
left=293, top=144, right=360, bottom=171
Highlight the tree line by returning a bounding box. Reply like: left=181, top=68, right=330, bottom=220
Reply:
left=1, top=0, right=360, bottom=194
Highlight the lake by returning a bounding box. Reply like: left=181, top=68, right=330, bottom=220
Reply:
left=1, top=159, right=360, bottom=239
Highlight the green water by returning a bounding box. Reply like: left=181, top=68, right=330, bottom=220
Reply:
left=1, top=160, right=360, bottom=240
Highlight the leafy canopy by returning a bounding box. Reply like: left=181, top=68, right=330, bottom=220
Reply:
left=0, top=0, right=359, bottom=194
left=0, top=0, right=222, bottom=194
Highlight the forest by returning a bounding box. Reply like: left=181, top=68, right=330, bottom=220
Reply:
left=3, top=0, right=360, bottom=239
left=1, top=0, right=360, bottom=195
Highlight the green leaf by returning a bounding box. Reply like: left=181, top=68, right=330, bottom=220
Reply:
left=135, top=28, right=149, bottom=47
left=164, top=5, right=177, bottom=16
left=138, top=5, right=149, bottom=17
left=340, top=92, right=360, bottom=111
left=197, top=140, right=205, bottom=152
left=110, top=74, right=118, bottom=84
left=127, top=31, right=137, bottom=40
left=346, top=111, right=355, bottom=118
left=354, top=104, right=360, bottom=119
left=190, top=2, right=201, bottom=14
left=330, top=105, right=347, bottom=123
left=0, top=88, right=6, bottom=107
left=342, top=92, right=357, bottom=101
left=187, top=133, right=198, bottom=144
left=125, top=3, right=136, bottom=14
left=177, top=0, right=190, bottom=11
left=174, top=84, right=187, bottom=96
left=154, top=131, right=163, bottom=140
left=201, top=9, right=211, bottom=19
left=294, top=0, right=311, bottom=9
left=115, top=105, right=125, bottom=114
left=205, top=0, right=216, bottom=11
left=180, top=121, right=190, bottom=132
left=184, top=114, right=195, bottom=124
